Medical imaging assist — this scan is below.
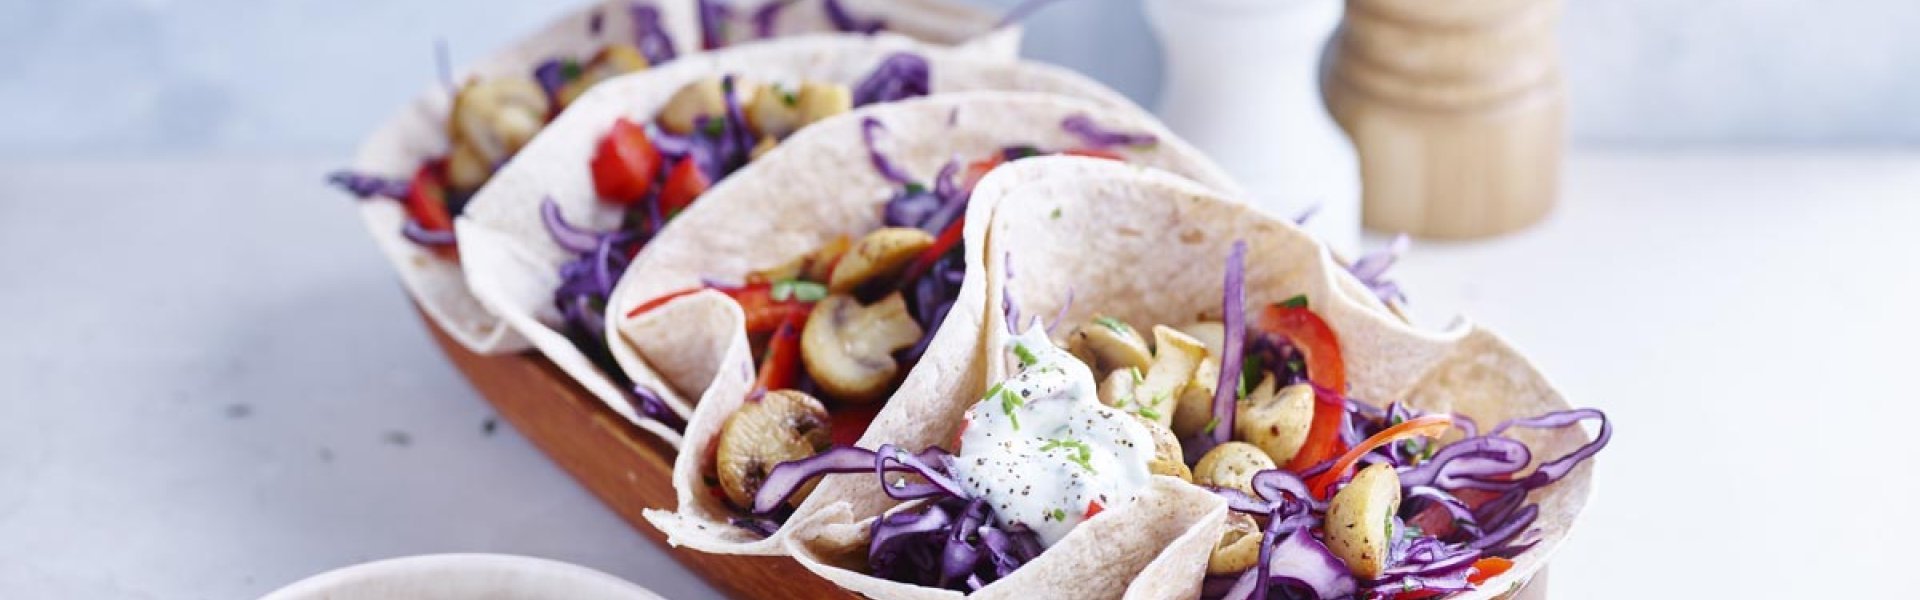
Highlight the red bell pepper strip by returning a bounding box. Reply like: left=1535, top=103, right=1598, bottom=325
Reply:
left=1060, top=148, right=1125, bottom=161
left=897, top=215, right=965, bottom=287
left=657, top=158, right=710, bottom=219
left=1467, top=557, right=1514, bottom=586
left=1084, top=499, right=1104, bottom=519
left=962, top=156, right=1004, bottom=191
left=1305, top=414, right=1451, bottom=498
left=1256, top=303, right=1351, bottom=474
left=625, top=287, right=704, bottom=318
left=590, top=118, right=663, bottom=205
left=830, top=402, right=883, bottom=448
left=754, top=312, right=806, bottom=392
left=404, top=160, right=457, bottom=256
left=624, top=283, right=809, bottom=334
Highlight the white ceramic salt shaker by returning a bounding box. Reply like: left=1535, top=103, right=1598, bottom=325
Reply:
left=1146, top=0, right=1362, bottom=256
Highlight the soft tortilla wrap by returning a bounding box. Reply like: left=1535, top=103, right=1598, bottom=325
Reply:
left=343, top=0, right=1016, bottom=355
left=456, top=34, right=1195, bottom=449
left=933, top=157, right=1587, bottom=598
left=604, top=92, right=1238, bottom=555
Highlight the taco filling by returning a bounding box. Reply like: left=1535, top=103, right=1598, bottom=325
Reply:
left=329, top=5, right=680, bottom=250
left=757, top=242, right=1610, bottom=597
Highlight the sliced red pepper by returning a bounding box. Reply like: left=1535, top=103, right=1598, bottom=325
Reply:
left=754, top=312, right=806, bottom=392
left=962, top=156, right=1005, bottom=191
left=1467, top=557, right=1514, bottom=586
left=625, top=287, right=704, bottom=318
left=590, top=118, right=663, bottom=205
left=657, top=158, right=710, bottom=219
left=728, top=283, right=813, bottom=334
left=404, top=160, right=457, bottom=257
left=1305, top=414, right=1451, bottom=498
left=896, top=215, right=965, bottom=288
left=951, top=418, right=969, bottom=450
left=1084, top=499, right=1104, bottom=519
left=1256, top=303, right=1350, bottom=474
left=830, top=402, right=884, bottom=448
left=1060, top=148, right=1125, bottom=161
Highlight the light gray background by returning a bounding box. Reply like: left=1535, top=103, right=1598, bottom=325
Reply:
left=1, top=0, right=1916, bottom=159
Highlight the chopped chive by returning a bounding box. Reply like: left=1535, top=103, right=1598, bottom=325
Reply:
left=1201, top=416, right=1221, bottom=436
left=1137, top=406, right=1161, bottom=420
left=998, top=387, right=1024, bottom=430
left=1280, top=295, right=1309, bottom=309
left=1050, top=207, right=1062, bottom=219
left=1013, top=343, right=1038, bottom=367
left=770, top=279, right=795, bottom=302
left=790, top=281, right=827, bottom=302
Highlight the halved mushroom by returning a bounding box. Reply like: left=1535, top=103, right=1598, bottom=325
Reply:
left=1170, top=356, right=1219, bottom=438
left=659, top=77, right=729, bottom=135
left=1208, top=512, right=1262, bottom=575
left=826, top=228, right=934, bottom=293
left=444, top=141, right=494, bottom=195
left=1133, top=414, right=1191, bottom=482
left=1325, top=462, right=1402, bottom=580
left=446, top=75, right=549, bottom=194
left=556, top=43, right=650, bottom=109
left=1236, top=378, right=1315, bottom=466
left=749, top=235, right=849, bottom=284
left=801, top=293, right=923, bottom=403
left=794, top=81, right=852, bottom=126
left=1178, top=321, right=1226, bottom=358
left=714, top=389, right=832, bottom=510
left=1096, top=367, right=1139, bottom=408
left=744, top=82, right=803, bottom=140
left=1192, top=441, right=1276, bottom=496
left=1126, top=326, right=1208, bottom=429
left=1067, top=316, right=1154, bottom=377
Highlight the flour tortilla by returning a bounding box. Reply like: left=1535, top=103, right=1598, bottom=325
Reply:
left=590, top=92, right=1237, bottom=555
left=941, top=157, right=1588, bottom=599
left=343, top=0, right=1016, bottom=355
left=456, top=34, right=1203, bottom=453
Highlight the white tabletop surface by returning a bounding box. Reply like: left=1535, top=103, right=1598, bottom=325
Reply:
left=1, top=149, right=1915, bottom=599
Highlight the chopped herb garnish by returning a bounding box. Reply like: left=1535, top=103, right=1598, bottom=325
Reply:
left=1050, top=207, right=1062, bottom=219
left=1094, top=316, right=1131, bottom=333
left=904, top=182, right=927, bottom=195
left=1040, top=437, right=1097, bottom=474
left=559, top=59, right=583, bottom=80
left=770, top=279, right=795, bottom=301
left=1129, top=366, right=1145, bottom=384
left=790, top=281, right=827, bottom=302
left=998, top=386, right=1024, bottom=430
left=1201, top=415, right=1220, bottom=436
left=1280, top=294, right=1309, bottom=309
left=1137, top=405, right=1161, bottom=420
left=1013, top=343, right=1038, bottom=367
left=1239, top=354, right=1262, bottom=399
left=702, top=117, right=726, bottom=138
left=1048, top=508, right=1067, bottom=521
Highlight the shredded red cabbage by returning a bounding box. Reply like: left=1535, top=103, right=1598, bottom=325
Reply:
left=696, top=0, right=729, bottom=50
left=631, top=384, right=688, bottom=431
left=1060, top=114, right=1159, bottom=149
left=532, top=58, right=576, bottom=107
left=860, top=118, right=917, bottom=185
left=326, top=170, right=409, bottom=200
left=751, top=0, right=797, bottom=38
left=402, top=220, right=457, bottom=246
left=1196, top=240, right=1249, bottom=458
left=1347, top=234, right=1410, bottom=306
left=630, top=3, right=678, bottom=65
left=853, top=53, right=931, bottom=106
left=824, top=0, right=885, bottom=34
left=750, top=442, right=1046, bottom=591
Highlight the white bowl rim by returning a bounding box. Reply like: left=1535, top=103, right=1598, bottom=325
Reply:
left=260, top=553, right=663, bottom=600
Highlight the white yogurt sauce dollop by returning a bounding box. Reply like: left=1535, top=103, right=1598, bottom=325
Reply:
left=951, top=326, right=1156, bottom=547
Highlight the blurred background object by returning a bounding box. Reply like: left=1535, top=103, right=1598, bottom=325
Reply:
left=1147, top=0, right=1361, bottom=255
left=1326, top=0, right=1565, bottom=239
left=2, top=0, right=1916, bottom=158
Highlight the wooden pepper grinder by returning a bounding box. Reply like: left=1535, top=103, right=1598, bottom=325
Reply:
left=1325, top=0, right=1565, bottom=239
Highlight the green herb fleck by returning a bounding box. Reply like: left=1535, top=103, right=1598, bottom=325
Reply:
left=1048, top=508, right=1067, bottom=522
left=702, top=117, right=726, bottom=138
left=997, top=386, right=1024, bottom=430
left=1094, top=316, right=1131, bottom=333
left=1239, top=354, right=1263, bottom=399
left=559, top=59, right=583, bottom=80
left=789, top=281, right=827, bottom=302
left=904, top=182, right=927, bottom=195
left=1280, top=295, right=1309, bottom=309
left=1050, top=207, right=1062, bottom=219
left=1041, top=438, right=1097, bottom=474
left=1013, top=343, right=1038, bottom=367
left=1136, top=405, right=1161, bottom=420
left=770, top=279, right=795, bottom=302
left=1129, top=366, right=1145, bottom=384
left=1201, top=416, right=1221, bottom=436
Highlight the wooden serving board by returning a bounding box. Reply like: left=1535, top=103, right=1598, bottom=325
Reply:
left=421, top=310, right=859, bottom=600
left=424, top=310, right=1549, bottom=599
